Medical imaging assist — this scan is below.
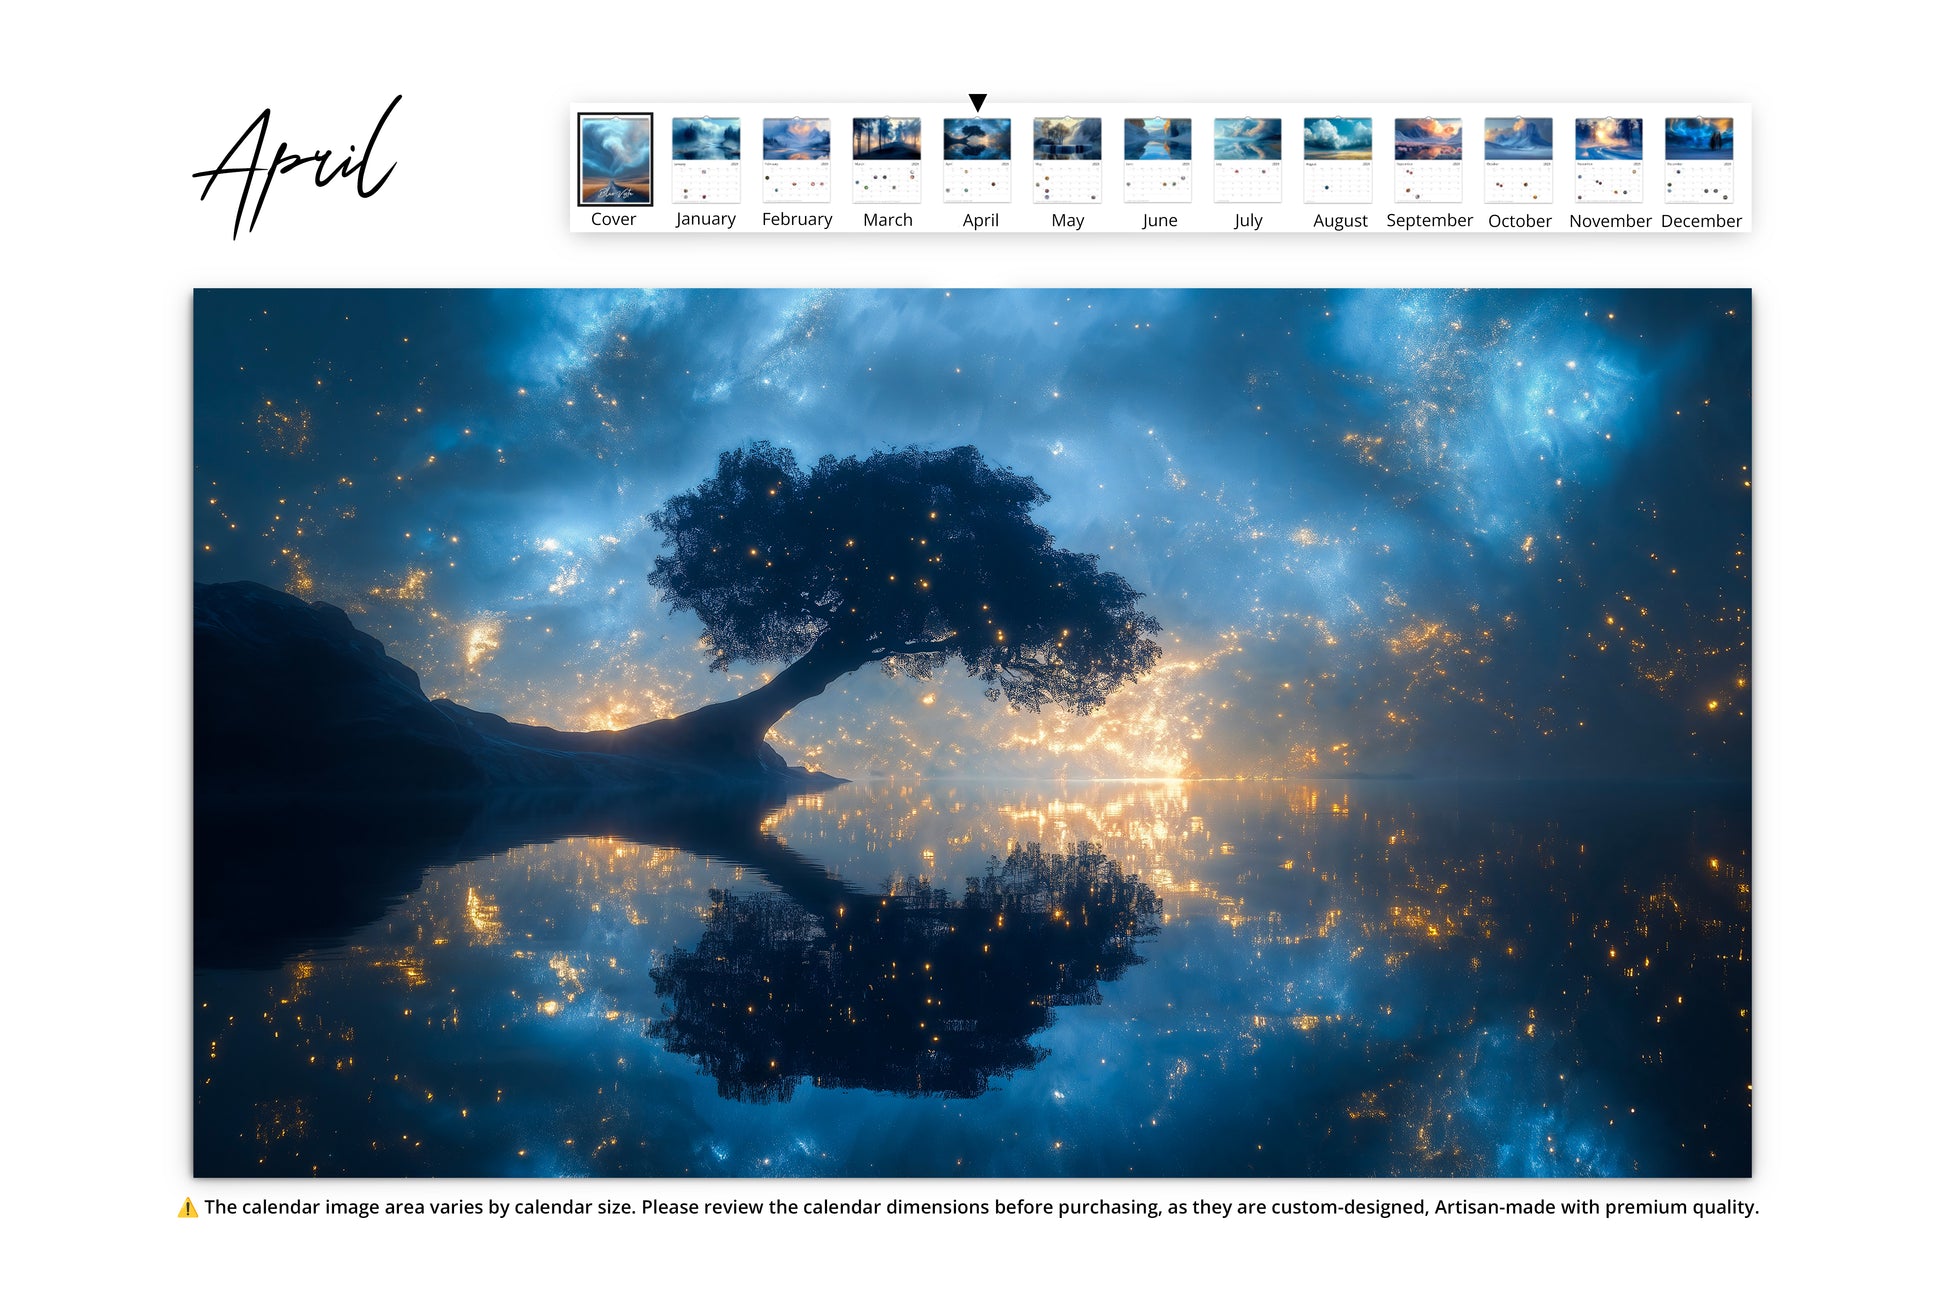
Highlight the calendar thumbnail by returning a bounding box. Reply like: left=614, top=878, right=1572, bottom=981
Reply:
left=1033, top=116, right=1103, bottom=204
left=1034, top=115, right=1102, bottom=159
left=1483, top=115, right=1553, bottom=203
left=1124, top=116, right=1193, bottom=203
left=1213, top=117, right=1282, bottom=203
left=944, top=117, right=1013, bottom=203
left=673, top=117, right=738, bottom=159
left=1303, top=116, right=1373, bottom=204
left=762, top=117, right=832, bottom=203
left=1304, top=116, right=1373, bottom=160
left=763, top=117, right=832, bottom=160
left=1665, top=116, right=1733, bottom=159
left=946, top=118, right=1011, bottom=159
left=1575, top=116, right=1643, bottom=160
left=671, top=116, right=740, bottom=205
left=853, top=116, right=922, bottom=203
left=853, top=116, right=921, bottom=160
left=1124, top=116, right=1191, bottom=157
left=1665, top=117, right=1734, bottom=204
left=1575, top=117, right=1644, bottom=204
left=578, top=113, right=654, bottom=206
left=1394, top=117, right=1463, bottom=203
left=1394, top=117, right=1461, bottom=160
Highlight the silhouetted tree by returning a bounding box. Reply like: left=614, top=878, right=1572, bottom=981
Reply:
left=646, top=443, right=1162, bottom=759
left=649, top=842, right=1162, bottom=1101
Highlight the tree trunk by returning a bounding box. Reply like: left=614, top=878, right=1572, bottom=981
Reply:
left=633, top=635, right=871, bottom=765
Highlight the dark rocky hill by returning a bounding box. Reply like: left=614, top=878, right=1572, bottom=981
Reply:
left=194, top=580, right=839, bottom=804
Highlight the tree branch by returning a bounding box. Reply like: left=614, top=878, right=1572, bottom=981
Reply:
left=867, top=635, right=959, bottom=660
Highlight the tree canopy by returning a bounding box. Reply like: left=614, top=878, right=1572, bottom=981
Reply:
left=647, top=442, right=1162, bottom=713
left=650, top=842, right=1161, bottom=1101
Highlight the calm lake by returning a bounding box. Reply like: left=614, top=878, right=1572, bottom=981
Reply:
left=194, top=779, right=1750, bottom=1177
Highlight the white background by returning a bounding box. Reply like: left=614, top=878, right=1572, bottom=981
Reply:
left=1, top=2, right=1936, bottom=1291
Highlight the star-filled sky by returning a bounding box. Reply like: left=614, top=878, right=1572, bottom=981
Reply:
left=193, top=288, right=1750, bottom=780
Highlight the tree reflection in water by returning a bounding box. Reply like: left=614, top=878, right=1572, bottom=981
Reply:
left=649, top=843, right=1160, bottom=1101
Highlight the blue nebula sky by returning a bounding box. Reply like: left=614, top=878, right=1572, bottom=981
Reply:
left=193, top=289, right=1751, bottom=780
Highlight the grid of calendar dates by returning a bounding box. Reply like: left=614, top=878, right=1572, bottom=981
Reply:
left=1125, top=160, right=1192, bottom=202
left=671, top=160, right=739, bottom=204
left=1303, top=161, right=1372, bottom=203
left=1666, top=159, right=1733, bottom=203
left=946, top=161, right=1011, bottom=202
left=1394, top=161, right=1462, bottom=202
left=1035, top=161, right=1101, bottom=204
left=1214, top=160, right=1280, bottom=203
left=854, top=163, right=921, bottom=202
left=764, top=160, right=831, bottom=201
left=1575, top=160, right=1641, bottom=203
left=1484, top=160, right=1553, bottom=202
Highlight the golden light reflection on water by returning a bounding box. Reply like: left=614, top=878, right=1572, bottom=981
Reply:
left=195, top=780, right=1750, bottom=1177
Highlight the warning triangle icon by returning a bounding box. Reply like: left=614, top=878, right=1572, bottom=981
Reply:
left=179, top=1197, right=199, bottom=1219
left=969, top=94, right=987, bottom=111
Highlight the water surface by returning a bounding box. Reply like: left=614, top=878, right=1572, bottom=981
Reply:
left=194, top=779, right=1750, bottom=1177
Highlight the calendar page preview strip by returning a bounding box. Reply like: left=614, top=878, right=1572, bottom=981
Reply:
left=572, top=102, right=1750, bottom=235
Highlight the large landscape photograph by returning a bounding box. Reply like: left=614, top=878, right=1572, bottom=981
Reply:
left=193, top=288, right=1751, bottom=1177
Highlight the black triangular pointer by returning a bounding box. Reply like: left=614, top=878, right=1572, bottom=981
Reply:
left=969, top=94, right=987, bottom=111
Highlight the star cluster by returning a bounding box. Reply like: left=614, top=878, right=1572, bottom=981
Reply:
left=192, top=288, right=1750, bottom=779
